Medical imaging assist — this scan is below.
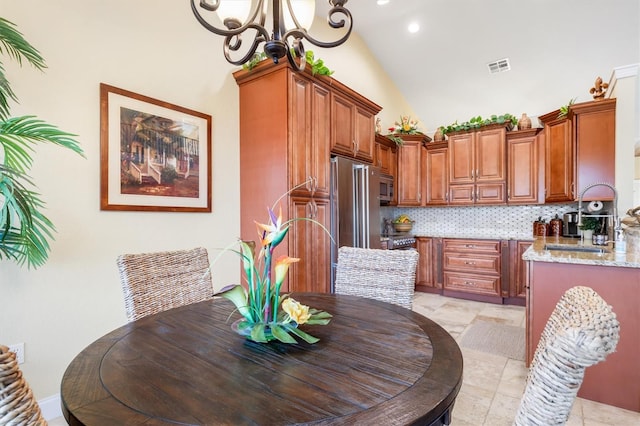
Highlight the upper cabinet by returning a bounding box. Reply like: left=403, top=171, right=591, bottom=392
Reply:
left=573, top=99, right=616, bottom=201
left=330, top=91, right=380, bottom=163
left=424, top=141, right=449, bottom=206
left=506, top=128, right=544, bottom=205
left=448, top=125, right=507, bottom=205
left=375, top=134, right=398, bottom=205
left=539, top=98, right=616, bottom=202
left=397, top=134, right=431, bottom=206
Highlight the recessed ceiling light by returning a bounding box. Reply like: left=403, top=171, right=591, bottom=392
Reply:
left=408, top=22, right=420, bottom=33
left=377, top=0, right=390, bottom=5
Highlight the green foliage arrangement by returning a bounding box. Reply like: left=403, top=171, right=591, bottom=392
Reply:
left=0, top=18, right=84, bottom=268
left=242, top=50, right=334, bottom=76
left=558, top=98, right=576, bottom=119
left=578, top=216, right=600, bottom=231
left=442, top=113, right=517, bottom=135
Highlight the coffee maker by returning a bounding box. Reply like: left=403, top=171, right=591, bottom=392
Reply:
left=562, top=211, right=580, bottom=237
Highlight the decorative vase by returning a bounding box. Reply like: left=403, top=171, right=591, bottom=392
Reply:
left=433, top=128, right=445, bottom=142
left=581, top=229, right=594, bottom=244
left=518, top=113, right=532, bottom=130
left=232, top=318, right=277, bottom=343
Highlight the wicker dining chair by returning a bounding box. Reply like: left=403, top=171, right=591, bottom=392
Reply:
left=514, top=286, right=620, bottom=426
left=117, top=247, right=213, bottom=322
left=334, top=246, right=419, bottom=310
left=0, top=345, right=46, bottom=425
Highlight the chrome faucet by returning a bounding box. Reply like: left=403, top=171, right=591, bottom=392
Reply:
left=577, top=182, right=619, bottom=240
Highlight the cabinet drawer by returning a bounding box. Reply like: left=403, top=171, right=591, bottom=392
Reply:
left=443, top=253, right=500, bottom=274
left=443, top=239, right=500, bottom=253
left=443, top=272, right=501, bottom=297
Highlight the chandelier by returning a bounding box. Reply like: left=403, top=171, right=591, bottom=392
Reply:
left=190, top=0, right=352, bottom=71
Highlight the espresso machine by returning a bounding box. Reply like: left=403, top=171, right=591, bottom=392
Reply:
left=562, top=211, right=580, bottom=237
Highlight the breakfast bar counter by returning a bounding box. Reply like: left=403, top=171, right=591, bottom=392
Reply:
left=524, top=236, right=640, bottom=412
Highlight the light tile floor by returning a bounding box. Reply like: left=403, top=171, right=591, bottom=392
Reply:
left=411, top=292, right=640, bottom=426
left=49, top=292, right=640, bottom=425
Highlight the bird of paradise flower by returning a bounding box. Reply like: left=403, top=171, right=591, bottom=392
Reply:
left=214, top=183, right=333, bottom=344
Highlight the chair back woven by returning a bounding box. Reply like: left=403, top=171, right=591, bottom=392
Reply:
left=117, top=247, right=213, bottom=322
left=0, top=345, right=46, bottom=425
left=514, top=286, right=620, bottom=426
left=334, top=246, right=419, bottom=310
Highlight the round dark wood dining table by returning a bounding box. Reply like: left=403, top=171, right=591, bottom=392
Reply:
left=61, top=293, right=463, bottom=425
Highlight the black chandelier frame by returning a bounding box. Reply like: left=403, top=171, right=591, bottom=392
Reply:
left=190, top=0, right=353, bottom=71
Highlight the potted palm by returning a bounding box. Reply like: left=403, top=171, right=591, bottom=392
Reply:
left=0, top=17, right=84, bottom=268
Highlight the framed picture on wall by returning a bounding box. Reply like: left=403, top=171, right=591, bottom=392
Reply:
left=99, top=83, right=212, bottom=212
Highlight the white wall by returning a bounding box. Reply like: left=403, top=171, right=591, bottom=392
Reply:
left=0, top=0, right=413, bottom=400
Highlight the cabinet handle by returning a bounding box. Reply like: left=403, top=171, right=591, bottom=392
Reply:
left=464, top=261, right=476, bottom=265
left=465, top=244, right=475, bottom=248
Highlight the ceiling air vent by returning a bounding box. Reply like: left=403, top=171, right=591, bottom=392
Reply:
left=487, top=58, right=511, bottom=74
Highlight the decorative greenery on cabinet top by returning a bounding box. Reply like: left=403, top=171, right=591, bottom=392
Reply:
left=441, top=113, right=517, bottom=135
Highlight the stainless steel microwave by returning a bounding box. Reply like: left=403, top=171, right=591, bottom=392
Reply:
left=379, top=174, right=394, bottom=204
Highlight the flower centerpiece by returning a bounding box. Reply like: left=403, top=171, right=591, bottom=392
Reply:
left=387, top=115, right=424, bottom=145
left=216, top=203, right=332, bottom=344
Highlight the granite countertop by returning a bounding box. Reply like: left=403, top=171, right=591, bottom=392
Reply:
left=414, top=231, right=533, bottom=241
left=523, top=236, right=640, bottom=268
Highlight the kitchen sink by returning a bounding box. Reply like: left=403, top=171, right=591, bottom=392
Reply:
left=543, top=244, right=610, bottom=254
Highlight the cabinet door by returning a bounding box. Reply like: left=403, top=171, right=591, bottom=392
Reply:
left=289, top=75, right=313, bottom=192
left=310, top=83, right=331, bottom=197
left=375, top=142, right=394, bottom=174
left=354, top=106, right=375, bottom=163
left=330, top=93, right=356, bottom=157
left=416, top=237, right=436, bottom=290
left=573, top=99, right=616, bottom=201
left=510, top=240, right=531, bottom=300
left=448, top=184, right=475, bottom=205
left=475, top=182, right=505, bottom=205
left=448, top=133, right=475, bottom=184
left=397, top=140, right=422, bottom=206
left=475, top=127, right=506, bottom=182
left=425, top=145, right=448, bottom=205
left=288, top=197, right=331, bottom=294
left=544, top=117, right=574, bottom=202
left=507, top=132, right=540, bottom=204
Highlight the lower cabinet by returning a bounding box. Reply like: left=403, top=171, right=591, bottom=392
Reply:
left=442, top=238, right=504, bottom=304
left=415, top=237, right=530, bottom=305
left=415, top=237, right=442, bottom=293
left=505, top=240, right=532, bottom=305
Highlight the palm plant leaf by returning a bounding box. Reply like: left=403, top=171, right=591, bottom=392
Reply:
left=0, top=164, right=54, bottom=267
left=0, top=116, right=84, bottom=173
left=0, top=17, right=46, bottom=121
left=0, top=18, right=84, bottom=268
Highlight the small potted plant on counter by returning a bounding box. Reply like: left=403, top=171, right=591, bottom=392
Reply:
left=579, top=216, right=599, bottom=242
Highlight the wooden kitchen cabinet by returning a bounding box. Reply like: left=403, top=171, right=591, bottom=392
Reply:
left=288, top=196, right=331, bottom=293
left=573, top=98, right=616, bottom=200
left=415, top=237, right=442, bottom=293
left=396, top=134, right=430, bottom=206
left=442, top=238, right=503, bottom=303
left=374, top=134, right=398, bottom=176
left=330, top=92, right=378, bottom=163
left=290, top=74, right=331, bottom=198
left=506, top=128, right=543, bottom=205
left=505, top=240, right=531, bottom=305
left=448, top=126, right=507, bottom=205
left=423, top=141, right=449, bottom=205
left=539, top=98, right=616, bottom=202
left=234, top=61, right=381, bottom=293
left=539, top=110, right=574, bottom=202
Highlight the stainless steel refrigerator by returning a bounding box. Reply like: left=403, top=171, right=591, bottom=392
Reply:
left=330, top=156, right=382, bottom=290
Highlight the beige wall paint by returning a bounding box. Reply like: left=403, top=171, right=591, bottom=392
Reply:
left=0, top=0, right=413, bottom=399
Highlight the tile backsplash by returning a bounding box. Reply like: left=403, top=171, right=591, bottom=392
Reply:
left=382, top=203, right=585, bottom=240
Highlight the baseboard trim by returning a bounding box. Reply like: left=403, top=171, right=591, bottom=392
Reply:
left=39, top=393, right=62, bottom=421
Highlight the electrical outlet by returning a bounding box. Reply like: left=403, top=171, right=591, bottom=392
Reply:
left=8, top=343, right=25, bottom=364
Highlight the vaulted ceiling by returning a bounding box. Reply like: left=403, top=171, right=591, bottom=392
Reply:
left=317, top=0, right=639, bottom=134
